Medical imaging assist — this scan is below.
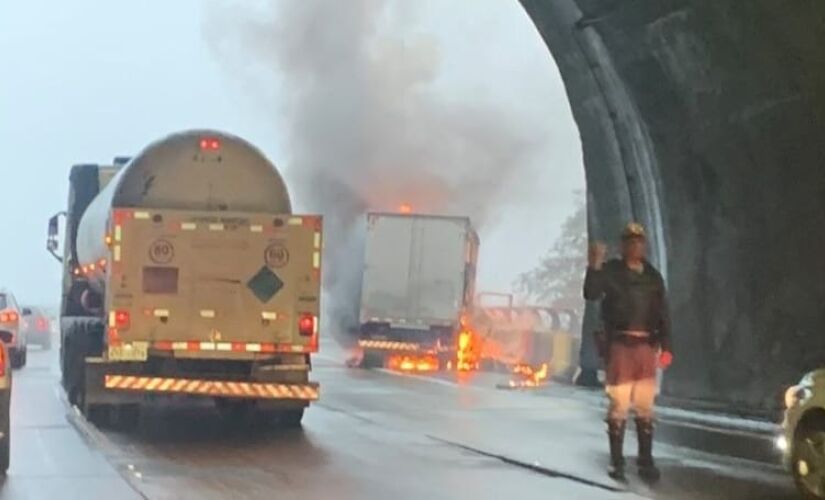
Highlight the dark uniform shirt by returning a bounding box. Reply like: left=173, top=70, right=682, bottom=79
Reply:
left=583, top=259, right=672, bottom=352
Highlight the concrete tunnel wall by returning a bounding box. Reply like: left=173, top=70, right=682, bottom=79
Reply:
left=520, top=0, right=825, bottom=410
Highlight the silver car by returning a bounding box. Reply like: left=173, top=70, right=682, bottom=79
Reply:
left=21, top=306, right=52, bottom=350
left=778, top=369, right=825, bottom=498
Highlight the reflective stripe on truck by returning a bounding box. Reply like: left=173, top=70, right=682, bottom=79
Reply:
left=104, top=375, right=319, bottom=400
left=358, top=339, right=420, bottom=351
left=150, top=340, right=316, bottom=354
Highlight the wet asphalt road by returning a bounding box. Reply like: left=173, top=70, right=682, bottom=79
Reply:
left=0, top=341, right=801, bottom=500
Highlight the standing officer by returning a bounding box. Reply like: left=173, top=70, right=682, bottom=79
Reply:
left=583, top=222, right=673, bottom=481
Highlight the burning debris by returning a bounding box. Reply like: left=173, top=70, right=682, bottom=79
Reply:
left=386, top=354, right=440, bottom=373
left=455, top=329, right=480, bottom=372
left=498, top=363, right=550, bottom=390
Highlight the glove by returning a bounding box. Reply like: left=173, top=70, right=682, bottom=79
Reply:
left=659, top=351, right=673, bottom=369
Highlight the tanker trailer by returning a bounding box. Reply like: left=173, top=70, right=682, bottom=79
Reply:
left=46, top=130, right=322, bottom=427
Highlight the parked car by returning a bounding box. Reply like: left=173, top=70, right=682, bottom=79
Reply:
left=0, top=290, right=26, bottom=368
left=21, top=306, right=51, bottom=350
left=778, top=369, right=825, bottom=499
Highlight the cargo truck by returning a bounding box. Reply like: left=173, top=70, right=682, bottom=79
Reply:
left=357, top=212, right=478, bottom=367
left=46, top=130, right=322, bottom=427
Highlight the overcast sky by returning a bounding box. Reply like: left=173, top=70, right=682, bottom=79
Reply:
left=0, top=0, right=583, bottom=307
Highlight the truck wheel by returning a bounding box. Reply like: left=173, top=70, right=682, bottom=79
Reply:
left=277, top=408, right=304, bottom=428
left=793, top=416, right=825, bottom=499
left=64, top=341, right=85, bottom=407
left=63, top=320, right=92, bottom=408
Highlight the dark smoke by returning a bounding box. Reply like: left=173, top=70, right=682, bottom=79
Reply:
left=206, top=0, right=546, bottom=345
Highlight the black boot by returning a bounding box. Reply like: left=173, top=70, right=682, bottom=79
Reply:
left=636, top=418, right=661, bottom=481
left=607, top=419, right=626, bottom=480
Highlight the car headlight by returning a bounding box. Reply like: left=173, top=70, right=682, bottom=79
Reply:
left=785, top=385, right=813, bottom=409
left=775, top=435, right=789, bottom=452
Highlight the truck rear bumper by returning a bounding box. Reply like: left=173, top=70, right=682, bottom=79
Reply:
left=103, top=375, right=319, bottom=401
left=82, top=358, right=318, bottom=406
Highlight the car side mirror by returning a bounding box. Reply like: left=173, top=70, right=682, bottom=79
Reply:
left=47, top=212, right=66, bottom=263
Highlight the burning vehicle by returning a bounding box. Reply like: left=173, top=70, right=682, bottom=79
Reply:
left=355, top=211, right=479, bottom=371
left=471, top=293, right=580, bottom=388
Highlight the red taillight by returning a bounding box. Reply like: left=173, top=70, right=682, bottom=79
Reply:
left=298, top=314, right=315, bottom=337
left=0, top=311, right=19, bottom=324
left=199, top=137, right=221, bottom=151
left=114, top=310, right=130, bottom=330
left=36, top=318, right=49, bottom=331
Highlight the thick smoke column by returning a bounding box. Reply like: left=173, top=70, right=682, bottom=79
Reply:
left=207, top=0, right=545, bottom=345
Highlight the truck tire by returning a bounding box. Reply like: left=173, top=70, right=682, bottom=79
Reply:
left=62, top=319, right=104, bottom=416
left=793, top=415, right=825, bottom=499
left=62, top=324, right=85, bottom=407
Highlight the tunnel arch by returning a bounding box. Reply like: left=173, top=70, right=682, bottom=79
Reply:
left=520, top=0, right=825, bottom=409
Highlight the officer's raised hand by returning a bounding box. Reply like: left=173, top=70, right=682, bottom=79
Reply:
left=588, top=242, right=607, bottom=270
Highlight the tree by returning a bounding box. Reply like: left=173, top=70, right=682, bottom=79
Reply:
left=515, top=191, right=586, bottom=315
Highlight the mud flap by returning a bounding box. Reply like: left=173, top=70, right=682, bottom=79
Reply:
left=83, top=359, right=144, bottom=406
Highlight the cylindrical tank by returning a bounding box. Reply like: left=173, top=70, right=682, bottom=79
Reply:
left=76, top=129, right=292, bottom=291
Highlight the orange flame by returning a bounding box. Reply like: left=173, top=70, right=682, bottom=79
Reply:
left=387, top=354, right=439, bottom=372
left=456, top=329, right=480, bottom=372
left=508, top=363, right=549, bottom=388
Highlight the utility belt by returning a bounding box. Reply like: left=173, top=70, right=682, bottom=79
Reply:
left=594, top=329, right=658, bottom=359
left=609, top=329, right=655, bottom=346
left=610, top=330, right=653, bottom=345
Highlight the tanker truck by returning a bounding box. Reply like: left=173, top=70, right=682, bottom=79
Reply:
left=46, top=130, right=322, bottom=427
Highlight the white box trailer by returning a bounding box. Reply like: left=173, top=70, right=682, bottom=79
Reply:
left=357, top=212, right=478, bottom=364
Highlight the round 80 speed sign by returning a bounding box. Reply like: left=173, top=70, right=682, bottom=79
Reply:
left=149, top=239, right=175, bottom=264
left=265, top=244, right=290, bottom=268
